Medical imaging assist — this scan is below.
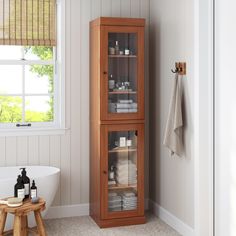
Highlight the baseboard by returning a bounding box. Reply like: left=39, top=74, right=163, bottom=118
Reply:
left=45, top=198, right=149, bottom=220
left=149, top=199, right=194, bottom=236
left=45, top=203, right=89, bottom=219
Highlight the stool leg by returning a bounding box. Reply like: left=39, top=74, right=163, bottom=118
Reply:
left=34, top=210, right=47, bottom=236
left=21, top=215, right=28, bottom=236
left=13, top=215, right=21, bottom=236
left=0, top=211, right=7, bottom=235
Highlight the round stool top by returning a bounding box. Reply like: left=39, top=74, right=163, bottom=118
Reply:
left=0, top=198, right=46, bottom=216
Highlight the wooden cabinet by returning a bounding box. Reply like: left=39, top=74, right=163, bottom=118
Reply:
left=90, top=17, right=145, bottom=228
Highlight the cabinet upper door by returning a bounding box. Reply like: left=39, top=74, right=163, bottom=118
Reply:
left=100, top=26, right=145, bottom=121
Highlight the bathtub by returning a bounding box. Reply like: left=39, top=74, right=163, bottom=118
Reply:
left=0, top=166, right=60, bottom=230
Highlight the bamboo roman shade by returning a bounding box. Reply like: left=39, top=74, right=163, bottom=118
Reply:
left=0, top=0, right=56, bottom=46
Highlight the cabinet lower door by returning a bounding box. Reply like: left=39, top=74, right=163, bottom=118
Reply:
left=101, top=123, right=144, bottom=219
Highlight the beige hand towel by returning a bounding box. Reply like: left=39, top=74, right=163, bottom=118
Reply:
left=163, top=74, right=183, bottom=156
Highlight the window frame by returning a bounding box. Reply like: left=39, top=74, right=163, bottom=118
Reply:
left=0, top=0, right=66, bottom=136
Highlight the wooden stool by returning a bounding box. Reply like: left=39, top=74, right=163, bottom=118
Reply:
left=0, top=198, right=47, bottom=236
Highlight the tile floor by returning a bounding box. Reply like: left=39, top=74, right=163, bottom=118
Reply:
left=44, top=213, right=180, bottom=236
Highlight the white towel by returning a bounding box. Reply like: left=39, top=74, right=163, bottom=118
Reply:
left=163, top=74, right=184, bottom=157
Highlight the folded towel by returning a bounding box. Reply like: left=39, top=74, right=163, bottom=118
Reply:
left=122, top=191, right=136, bottom=197
left=109, top=204, right=122, bottom=209
left=108, top=192, right=118, bottom=197
left=116, top=176, right=137, bottom=181
left=123, top=203, right=137, bottom=207
left=118, top=99, right=133, bottom=104
left=116, top=108, right=138, bottom=113
left=123, top=200, right=137, bottom=204
left=116, top=169, right=137, bottom=174
left=109, top=195, right=122, bottom=201
left=116, top=103, right=137, bottom=109
left=123, top=206, right=137, bottom=210
left=108, top=103, right=116, bottom=113
left=116, top=171, right=137, bottom=177
left=116, top=174, right=137, bottom=179
left=163, top=74, right=184, bottom=157
left=116, top=164, right=137, bottom=170
left=117, top=159, right=133, bottom=164
left=117, top=161, right=136, bottom=166
left=123, top=196, right=137, bottom=200
left=116, top=167, right=137, bottom=172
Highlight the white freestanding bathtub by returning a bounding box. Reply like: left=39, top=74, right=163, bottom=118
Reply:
left=0, top=166, right=60, bottom=230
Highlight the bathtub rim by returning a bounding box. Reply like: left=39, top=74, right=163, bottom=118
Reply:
left=0, top=165, right=60, bottom=182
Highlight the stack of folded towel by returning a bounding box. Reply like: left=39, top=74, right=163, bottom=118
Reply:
left=109, top=100, right=138, bottom=113
left=116, top=159, right=137, bottom=185
left=122, top=191, right=137, bottom=210
left=108, top=192, right=122, bottom=212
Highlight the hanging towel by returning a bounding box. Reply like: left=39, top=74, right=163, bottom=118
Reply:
left=163, top=74, right=184, bottom=156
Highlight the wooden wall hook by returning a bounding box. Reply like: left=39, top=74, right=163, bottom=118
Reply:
left=175, top=62, right=186, bottom=75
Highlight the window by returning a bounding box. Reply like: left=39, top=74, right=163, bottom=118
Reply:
left=0, top=46, right=55, bottom=125
left=0, top=0, right=65, bottom=134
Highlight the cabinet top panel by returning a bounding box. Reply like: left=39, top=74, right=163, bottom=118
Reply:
left=90, top=17, right=145, bottom=27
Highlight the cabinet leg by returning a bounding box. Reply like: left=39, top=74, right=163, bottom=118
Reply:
left=34, top=210, right=47, bottom=236
left=13, top=215, right=21, bottom=236
left=21, top=215, right=28, bottom=236
left=0, top=211, right=7, bottom=235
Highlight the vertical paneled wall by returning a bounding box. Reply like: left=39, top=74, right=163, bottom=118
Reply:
left=149, top=0, right=194, bottom=227
left=0, top=0, right=150, bottom=207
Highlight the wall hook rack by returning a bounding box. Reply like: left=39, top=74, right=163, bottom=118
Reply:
left=171, top=62, right=186, bottom=75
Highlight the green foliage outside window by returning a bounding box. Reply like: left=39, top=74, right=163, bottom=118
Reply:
left=0, top=96, right=22, bottom=123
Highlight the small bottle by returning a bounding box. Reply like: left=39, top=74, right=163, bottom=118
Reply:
left=108, top=74, right=115, bottom=90
left=30, top=180, right=37, bottom=198
left=115, top=41, right=119, bottom=55
left=20, top=168, right=30, bottom=198
left=125, top=48, right=130, bottom=55
left=14, top=175, right=25, bottom=199
left=109, top=166, right=115, bottom=180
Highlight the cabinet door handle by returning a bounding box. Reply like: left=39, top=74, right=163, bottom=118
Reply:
left=103, top=71, right=107, bottom=75
left=103, top=170, right=107, bottom=174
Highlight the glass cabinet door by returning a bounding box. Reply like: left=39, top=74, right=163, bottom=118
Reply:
left=101, top=124, right=144, bottom=219
left=101, top=26, right=144, bottom=120
left=108, top=130, right=138, bottom=212
left=108, top=33, right=138, bottom=114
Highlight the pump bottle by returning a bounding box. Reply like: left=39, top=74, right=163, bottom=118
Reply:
left=20, top=168, right=30, bottom=198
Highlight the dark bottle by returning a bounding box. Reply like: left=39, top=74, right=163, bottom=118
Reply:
left=30, top=180, right=37, bottom=198
left=14, top=175, right=25, bottom=199
left=20, top=168, right=30, bottom=198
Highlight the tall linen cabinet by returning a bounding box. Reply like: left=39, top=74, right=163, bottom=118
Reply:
left=90, top=17, right=145, bottom=228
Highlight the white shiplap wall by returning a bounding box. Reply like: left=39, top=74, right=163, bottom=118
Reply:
left=0, top=0, right=150, bottom=207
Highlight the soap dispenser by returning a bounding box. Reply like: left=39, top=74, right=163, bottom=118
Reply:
left=20, top=168, right=30, bottom=198
left=14, top=175, right=25, bottom=199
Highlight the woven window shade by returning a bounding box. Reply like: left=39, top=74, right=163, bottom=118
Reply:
left=0, top=0, right=56, bottom=46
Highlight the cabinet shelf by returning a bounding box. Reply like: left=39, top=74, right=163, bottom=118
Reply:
left=108, top=147, right=137, bottom=153
left=108, top=184, right=137, bottom=190
left=109, top=91, right=137, bottom=95
left=108, top=55, right=137, bottom=58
